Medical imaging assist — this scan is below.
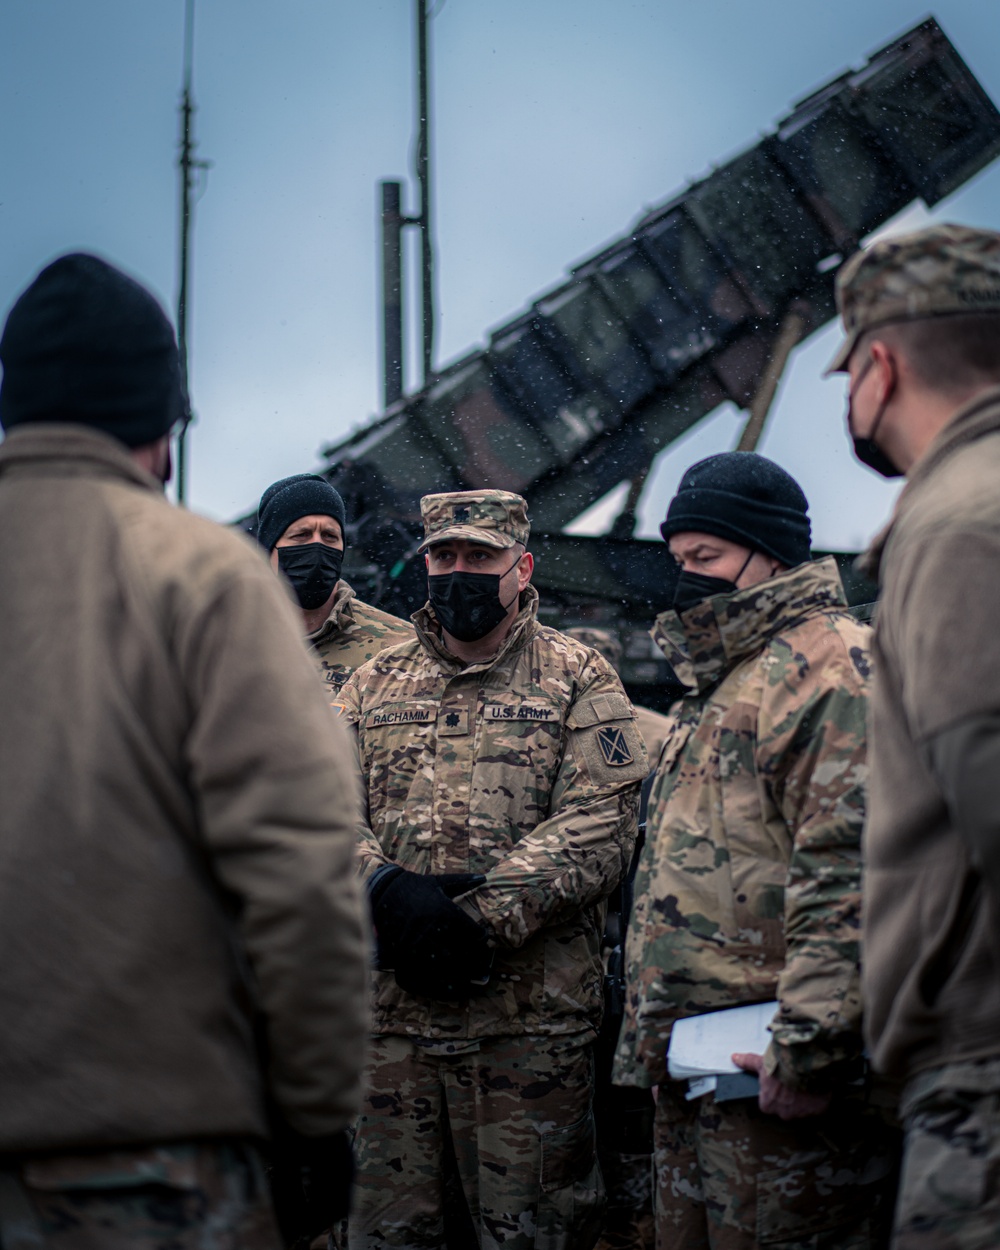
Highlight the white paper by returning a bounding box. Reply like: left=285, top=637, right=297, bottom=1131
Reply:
left=684, top=1075, right=718, bottom=1101
left=667, top=1001, right=778, bottom=1079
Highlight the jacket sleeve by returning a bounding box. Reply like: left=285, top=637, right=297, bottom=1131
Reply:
left=756, top=633, right=868, bottom=1091
left=339, top=665, right=395, bottom=885
left=178, top=557, right=369, bottom=1136
left=462, top=657, right=647, bottom=949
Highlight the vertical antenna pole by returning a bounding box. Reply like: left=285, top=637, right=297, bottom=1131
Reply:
left=380, top=180, right=405, bottom=407
left=175, top=0, right=196, bottom=505
left=415, top=0, right=434, bottom=386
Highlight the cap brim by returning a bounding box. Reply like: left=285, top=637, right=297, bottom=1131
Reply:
left=824, top=331, right=857, bottom=376
left=417, top=526, right=516, bottom=554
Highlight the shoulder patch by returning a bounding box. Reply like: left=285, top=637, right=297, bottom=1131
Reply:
left=566, top=692, right=633, bottom=730
left=597, top=724, right=635, bottom=766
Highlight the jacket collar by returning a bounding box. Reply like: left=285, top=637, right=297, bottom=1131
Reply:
left=308, top=580, right=357, bottom=644
left=860, top=385, right=1000, bottom=583
left=412, top=584, right=540, bottom=675
left=651, top=556, right=847, bottom=695
left=0, top=424, right=164, bottom=493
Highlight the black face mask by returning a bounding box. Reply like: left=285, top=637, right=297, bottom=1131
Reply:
left=672, top=571, right=738, bottom=612
left=847, top=357, right=903, bottom=479
left=428, top=557, right=521, bottom=642
left=671, top=550, right=755, bottom=613
left=277, top=543, right=344, bottom=610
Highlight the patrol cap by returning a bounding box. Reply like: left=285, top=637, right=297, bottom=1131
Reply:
left=418, top=490, right=530, bottom=553
left=827, top=223, right=1000, bottom=373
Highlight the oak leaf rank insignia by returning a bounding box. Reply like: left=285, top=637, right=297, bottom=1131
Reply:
left=597, top=725, right=634, bottom=766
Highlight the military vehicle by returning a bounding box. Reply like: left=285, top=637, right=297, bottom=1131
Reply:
left=248, top=17, right=1000, bottom=709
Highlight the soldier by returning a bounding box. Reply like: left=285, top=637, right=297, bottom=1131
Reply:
left=0, top=253, right=368, bottom=1248
left=256, top=473, right=412, bottom=696
left=828, top=224, right=1000, bottom=1248
left=613, top=452, right=899, bottom=1249
left=339, top=489, right=648, bottom=1250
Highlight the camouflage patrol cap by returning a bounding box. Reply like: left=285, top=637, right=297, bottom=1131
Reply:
left=827, top=223, right=1000, bottom=373
left=418, top=489, right=530, bottom=552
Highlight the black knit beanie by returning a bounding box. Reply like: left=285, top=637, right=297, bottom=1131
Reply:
left=660, top=452, right=811, bottom=568
left=0, top=253, right=185, bottom=447
left=257, top=474, right=348, bottom=552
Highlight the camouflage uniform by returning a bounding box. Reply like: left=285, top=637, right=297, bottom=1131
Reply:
left=310, top=579, right=413, bottom=697
left=340, top=490, right=648, bottom=1249
left=0, top=1144, right=279, bottom=1250
left=613, top=557, right=897, bottom=1249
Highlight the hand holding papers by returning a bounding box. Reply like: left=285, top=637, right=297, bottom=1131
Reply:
left=667, top=1001, right=778, bottom=1101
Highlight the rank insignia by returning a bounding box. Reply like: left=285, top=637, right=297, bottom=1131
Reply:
left=597, top=725, right=634, bottom=766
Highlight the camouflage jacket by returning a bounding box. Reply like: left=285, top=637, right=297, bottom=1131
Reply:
left=340, top=586, right=647, bottom=1040
left=613, top=558, right=870, bottom=1092
left=310, top=580, right=412, bottom=697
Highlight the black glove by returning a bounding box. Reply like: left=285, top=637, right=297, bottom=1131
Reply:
left=267, top=1125, right=354, bottom=1248
left=368, top=865, right=493, bottom=1000
left=433, top=872, right=487, bottom=899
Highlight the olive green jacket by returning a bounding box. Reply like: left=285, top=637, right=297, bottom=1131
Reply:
left=861, top=387, right=1000, bottom=1081
left=0, top=426, right=368, bottom=1154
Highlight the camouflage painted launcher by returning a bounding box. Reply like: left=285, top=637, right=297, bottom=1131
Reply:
left=323, top=18, right=1000, bottom=541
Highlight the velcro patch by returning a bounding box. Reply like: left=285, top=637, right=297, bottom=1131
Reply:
left=596, top=725, right=635, bottom=766
left=484, top=704, right=557, bottom=722
left=330, top=701, right=348, bottom=718
left=438, top=707, right=470, bottom=735
left=365, top=706, right=436, bottom=728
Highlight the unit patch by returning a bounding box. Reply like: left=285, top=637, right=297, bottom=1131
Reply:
left=484, top=704, right=556, bottom=722
left=596, top=725, right=635, bottom=766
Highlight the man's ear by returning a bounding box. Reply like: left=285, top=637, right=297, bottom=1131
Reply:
left=517, top=550, right=534, bottom=590
left=870, top=339, right=899, bottom=406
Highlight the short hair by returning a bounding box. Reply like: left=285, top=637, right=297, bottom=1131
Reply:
left=859, top=313, right=1000, bottom=396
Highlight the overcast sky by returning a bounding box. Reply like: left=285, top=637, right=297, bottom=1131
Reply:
left=4, top=0, right=1000, bottom=549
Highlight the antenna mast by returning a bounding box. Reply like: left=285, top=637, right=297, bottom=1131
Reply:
left=175, top=0, right=209, bottom=505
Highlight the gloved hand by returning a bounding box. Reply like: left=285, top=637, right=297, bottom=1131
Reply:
left=267, top=1125, right=354, bottom=1248
left=433, top=872, right=487, bottom=898
left=368, top=865, right=493, bottom=1000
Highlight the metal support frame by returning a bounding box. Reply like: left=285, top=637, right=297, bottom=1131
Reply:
left=735, top=308, right=807, bottom=452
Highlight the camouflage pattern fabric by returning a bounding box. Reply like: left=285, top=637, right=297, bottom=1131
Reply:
left=614, top=557, right=871, bottom=1094
left=0, top=1142, right=280, bottom=1250
left=652, top=1082, right=899, bottom=1250
left=417, top=489, right=530, bottom=553
left=344, top=1033, right=603, bottom=1250
left=340, top=585, right=646, bottom=1041
left=310, top=580, right=413, bottom=697
left=593, top=1152, right=654, bottom=1250
left=562, top=627, right=672, bottom=774
left=562, top=627, right=624, bottom=670
left=828, top=223, right=1000, bottom=372
left=892, top=1056, right=1000, bottom=1249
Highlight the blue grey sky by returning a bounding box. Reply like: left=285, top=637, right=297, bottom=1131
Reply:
left=3, top=1, right=1000, bottom=548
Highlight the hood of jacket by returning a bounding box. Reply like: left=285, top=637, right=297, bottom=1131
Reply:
left=650, top=556, right=848, bottom=695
